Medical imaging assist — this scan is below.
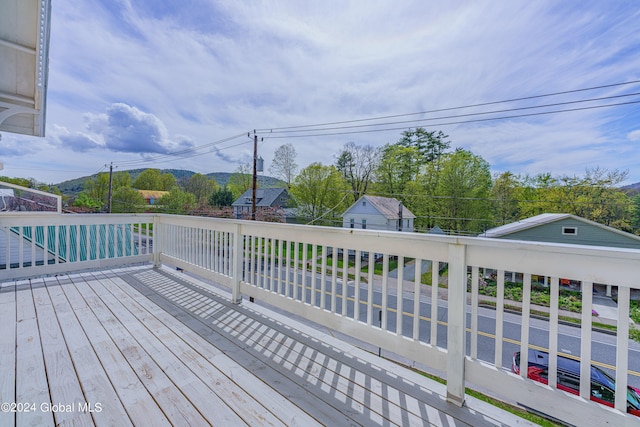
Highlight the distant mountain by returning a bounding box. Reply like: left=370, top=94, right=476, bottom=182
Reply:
left=622, top=182, right=640, bottom=196
left=55, top=168, right=285, bottom=198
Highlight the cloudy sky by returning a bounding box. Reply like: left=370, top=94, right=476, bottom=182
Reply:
left=2, top=0, right=640, bottom=185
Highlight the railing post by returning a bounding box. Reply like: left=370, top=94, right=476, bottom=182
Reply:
left=446, top=242, right=467, bottom=406
left=152, top=215, right=161, bottom=268
left=231, top=222, right=243, bottom=304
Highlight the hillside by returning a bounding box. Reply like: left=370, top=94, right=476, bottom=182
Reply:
left=55, top=168, right=285, bottom=197
left=622, top=182, right=640, bottom=196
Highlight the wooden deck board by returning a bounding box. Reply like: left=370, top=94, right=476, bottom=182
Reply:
left=121, top=268, right=442, bottom=426
left=0, top=264, right=520, bottom=427
left=59, top=276, right=171, bottom=426
left=124, top=268, right=357, bottom=426
left=0, top=282, right=16, bottom=427
left=30, top=279, right=94, bottom=427
left=82, top=274, right=251, bottom=427
left=73, top=275, right=209, bottom=427
left=93, top=270, right=295, bottom=427
left=15, top=281, right=54, bottom=427
left=43, top=275, right=133, bottom=427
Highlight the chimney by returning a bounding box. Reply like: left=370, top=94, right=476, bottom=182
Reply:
left=398, top=202, right=403, bottom=232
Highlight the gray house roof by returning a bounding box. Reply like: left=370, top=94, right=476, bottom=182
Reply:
left=232, top=188, right=288, bottom=208
left=343, top=195, right=416, bottom=220
left=481, top=213, right=640, bottom=249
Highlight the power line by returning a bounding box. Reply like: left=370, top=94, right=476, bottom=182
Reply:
left=261, top=99, right=640, bottom=139
left=261, top=91, right=640, bottom=135
left=255, top=79, right=640, bottom=132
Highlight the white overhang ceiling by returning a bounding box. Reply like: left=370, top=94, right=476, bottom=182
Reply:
left=0, top=0, right=51, bottom=137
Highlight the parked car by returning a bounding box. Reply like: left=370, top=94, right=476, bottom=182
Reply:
left=512, top=349, right=640, bottom=416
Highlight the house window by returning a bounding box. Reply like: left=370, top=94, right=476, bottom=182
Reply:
left=562, top=226, right=577, bottom=235
left=362, top=201, right=366, bottom=206
left=362, top=219, right=367, bottom=229
left=350, top=218, right=355, bottom=229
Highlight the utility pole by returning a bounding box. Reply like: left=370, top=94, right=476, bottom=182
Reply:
left=251, top=131, right=258, bottom=220
left=107, top=162, right=114, bottom=213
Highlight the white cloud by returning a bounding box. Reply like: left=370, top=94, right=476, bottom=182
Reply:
left=628, top=130, right=640, bottom=141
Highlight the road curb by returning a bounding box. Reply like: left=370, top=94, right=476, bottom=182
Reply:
left=478, top=303, right=618, bottom=336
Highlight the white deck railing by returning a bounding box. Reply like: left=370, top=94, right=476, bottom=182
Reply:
left=0, top=212, right=153, bottom=280
left=3, top=212, right=640, bottom=426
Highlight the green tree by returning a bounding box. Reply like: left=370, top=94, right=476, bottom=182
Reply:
left=183, top=173, right=218, bottom=206
left=228, top=163, right=253, bottom=199
left=111, top=187, right=145, bottom=213
left=519, top=168, right=632, bottom=230
left=72, top=193, right=103, bottom=210
left=134, top=169, right=175, bottom=190
left=290, top=163, right=349, bottom=225
left=209, top=186, right=235, bottom=207
left=160, top=173, right=177, bottom=190
left=335, top=142, right=378, bottom=203
left=435, top=149, right=492, bottom=234
left=398, top=128, right=450, bottom=164
left=84, top=173, right=111, bottom=206
left=269, top=143, right=298, bottom=187
left=158, top=187, right=196, bottom=214
left=374, top=143, right=420, bottom=198
left=490, top=172, right=523, bottom=225
left=112, top=171, right=132, bottom=190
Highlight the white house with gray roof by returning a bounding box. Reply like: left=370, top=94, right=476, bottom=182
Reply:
left=342, top=195, right=415, bottom=232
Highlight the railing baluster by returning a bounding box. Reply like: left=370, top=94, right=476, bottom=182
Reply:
left=367, top=251, right=374, bottom=326
left=396, top=255, right=404, bottom=336
left=5, top=226, right=11, bottom=269
left=413, top=258, right=422, bottom=341
left=285, top=239, right=291, bottom=297
left=65, top=224, right=71, bottom=262
left=470, top=266, right=479, bottom=359
left=430, top=260, right=439, bottom=345
left=331, top=247, right=338, bottom=314
left=269, top=238, right=276, bottom=292
left=579, top=281, right=593, bottom=399
left=316, top=244, right=322, bottom=308
left=300, top=242, right=307, bottom=302
left=293, top=241, right=299, bottom=301
left=342, top=246, right=348, bottom=317
left=279, top=239, right=286, bottom=295
left=381, top=254, right=388, bottom=330
left=18, top=226, right=24, bottom=268
left=256, top=237, right=263, bottom=288
left=355, top=250, right=362, bottom=322
left=548, top=276, right=559, bottom=389
left=519, top=273, right=532, bottom=379
left=31, top=226, right=37, bottom=267
left=495, top=269, right=505, bottom=368
left=615, top=286, right=630, bottom=413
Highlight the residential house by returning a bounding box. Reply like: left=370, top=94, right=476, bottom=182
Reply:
left=342, top=195, right=415, bottom=232
left=481, top=213, right=640, bottom=294
left=137, top=190, right=169, bottom=205
left=232, top=188, right=289, bottom=219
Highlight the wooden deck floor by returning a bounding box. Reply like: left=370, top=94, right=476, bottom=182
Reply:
left=0, top=265, right=529, bottom=426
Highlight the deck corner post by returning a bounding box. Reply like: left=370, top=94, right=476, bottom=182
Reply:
left=152, top=214, right=162, bottom=268
left=446, top=242, right=467, bottom=407
left=231, top=222, right=243, bottom=304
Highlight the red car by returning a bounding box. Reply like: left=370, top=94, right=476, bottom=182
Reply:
left=513, top=349, right=640, bottom=417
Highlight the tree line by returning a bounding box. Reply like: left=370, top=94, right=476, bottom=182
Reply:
left=271, top=128, right=637, bottom=234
